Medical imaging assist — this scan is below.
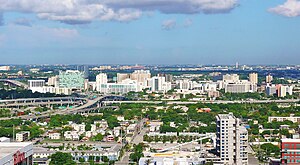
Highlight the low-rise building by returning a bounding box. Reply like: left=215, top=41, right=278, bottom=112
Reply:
left=268, top=114, right=300, bottom=123
left=16, top=131, right=30, bottom=142
left=64, top=131, right=79, bottom=141
left=126, top=124, right=137, bottom=135
left=106, top=135, right=114, bottom=142
left=281, top=139, right=300, bottom=164
left=48, top=132, right=61, bottom=140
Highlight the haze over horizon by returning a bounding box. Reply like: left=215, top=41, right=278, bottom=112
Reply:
left=0, top=0, right=300, bottom=65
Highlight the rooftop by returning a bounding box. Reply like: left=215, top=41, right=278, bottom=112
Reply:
left=281, top=139, right=300, bottom=143
left=217, top=113, right=236, bottom=120
left=0, top=142, right=32, bottom=159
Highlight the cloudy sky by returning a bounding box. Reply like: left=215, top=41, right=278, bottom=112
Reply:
left=0, top=0, right=300, bottom=65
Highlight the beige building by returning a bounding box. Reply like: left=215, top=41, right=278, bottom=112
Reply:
left=16, top=131, right=30, bottom=142
left=117, top=73, right=130, bottom=83
left=249, top=73, right=258, bottom=84
left=266, top=74, right=273, bottom=83
left=268, top=114, right=300, bottom=123
left=223, top=74, right=240, bottom=83
left=130, top=70, right=151, bottom=83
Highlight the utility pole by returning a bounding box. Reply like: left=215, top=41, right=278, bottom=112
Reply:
left=13, top=124, right=15, bottom=142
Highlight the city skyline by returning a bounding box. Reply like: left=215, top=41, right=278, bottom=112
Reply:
left=0, top=0, right=300, bottom=64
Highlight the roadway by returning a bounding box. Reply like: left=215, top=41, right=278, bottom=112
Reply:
left=115, top=118, right=147, bottom=165
left=0, top=79, right=28, bottom=89
left=0, top=96, right=104, bottom=120
left=0, top=97, right=86, bottom=108
left=104, top=99, right=300, bottom=105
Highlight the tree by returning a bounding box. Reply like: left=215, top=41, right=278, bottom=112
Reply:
left=130, top=143, right=144, bottom=162
left=49, top=152, right=76, bottom=165
left=261, top=143, right=280, bottom=156
left=92, top=133, right=104, bottom=141
left=101, top=156, right=109, bottom=162
left=85, top=123, right=91, bottom=131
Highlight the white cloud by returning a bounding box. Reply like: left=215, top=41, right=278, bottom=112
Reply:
left=162, top=19, right=176, bottom=30
left=269, top=0, right=300, bottom=17
left=0, top=0, right=239, bottom=24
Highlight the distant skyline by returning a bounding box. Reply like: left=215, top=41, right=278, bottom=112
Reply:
left=0, top=0, right=300, bottom=65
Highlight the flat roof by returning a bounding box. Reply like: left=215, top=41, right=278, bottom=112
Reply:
left=217, top=113, right=236, bottom=120
left=0, top=142, right=32, bottom=159
left=281, top=139, right=300, bottom=143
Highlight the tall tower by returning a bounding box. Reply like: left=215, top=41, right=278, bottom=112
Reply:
left=249, top=73, right=258, bottom=84
left=96, top=73, right=108, bottom=92
left=216, top=113, right=248, bottom=165
left=266, top=74, right=273, bottom=83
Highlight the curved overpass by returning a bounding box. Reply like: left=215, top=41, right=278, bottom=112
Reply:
left=0, top=95, right=125, bottom=120
left=0, top=79, right=28, bottom=89
left=0, top=97, right=87, bottom=108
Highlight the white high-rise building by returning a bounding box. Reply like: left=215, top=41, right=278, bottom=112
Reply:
left=287, top=85, right=293, bottom=96
left=28, top=80, right=45, bottom=88
left=96, top=73, right=108, bottom=92
left=265, top=84, right=277, bottom=96
left=216, top=113, right=248, bottom=165
left=249, top=73, right=258, bottom=84
left=224, top=80, right=257, bottom=93
left=96, top=73, right=138, bottom=94
left=177, top=79, right=193, bottom=90
left=278, top=85, right=287, bottom=97
left=150, top=76, right=171, bottom=93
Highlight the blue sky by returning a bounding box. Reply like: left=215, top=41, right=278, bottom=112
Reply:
left=0, top=0, right=300, bottom=65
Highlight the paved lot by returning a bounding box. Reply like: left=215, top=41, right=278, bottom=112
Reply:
left=248, top=154, right=260, bottom=165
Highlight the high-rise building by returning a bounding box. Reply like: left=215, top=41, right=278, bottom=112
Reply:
left=96, top=73, right=108, bottom=92
left=117, top=73, right=130, bottom=83
left=47, top=76, right=58, bottom=87
left=96, top=73, right=138, bottom=94
left=277, top=85, right=287, bottom=97
left=58, top=70, right=85, bottom=89
left=265, top=84, right=277, bottom=96
left=158, top=73, right=173, bottom=83
left=224, top=80, right=257, bottom=93
left=281, top=139, right=300, bottom=164
left=28, top=80, right=45, bottom=88
left=216, top=113, right=248, bottom=165
left=150, top=76, right=171, bottom=93
left=223, top=74, right=240, bottom=83
left=249, top=73, right=258, bottom=84
left=266, top=74, right=273, bottom=83
left=130, top=70, right=151, bottom=83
